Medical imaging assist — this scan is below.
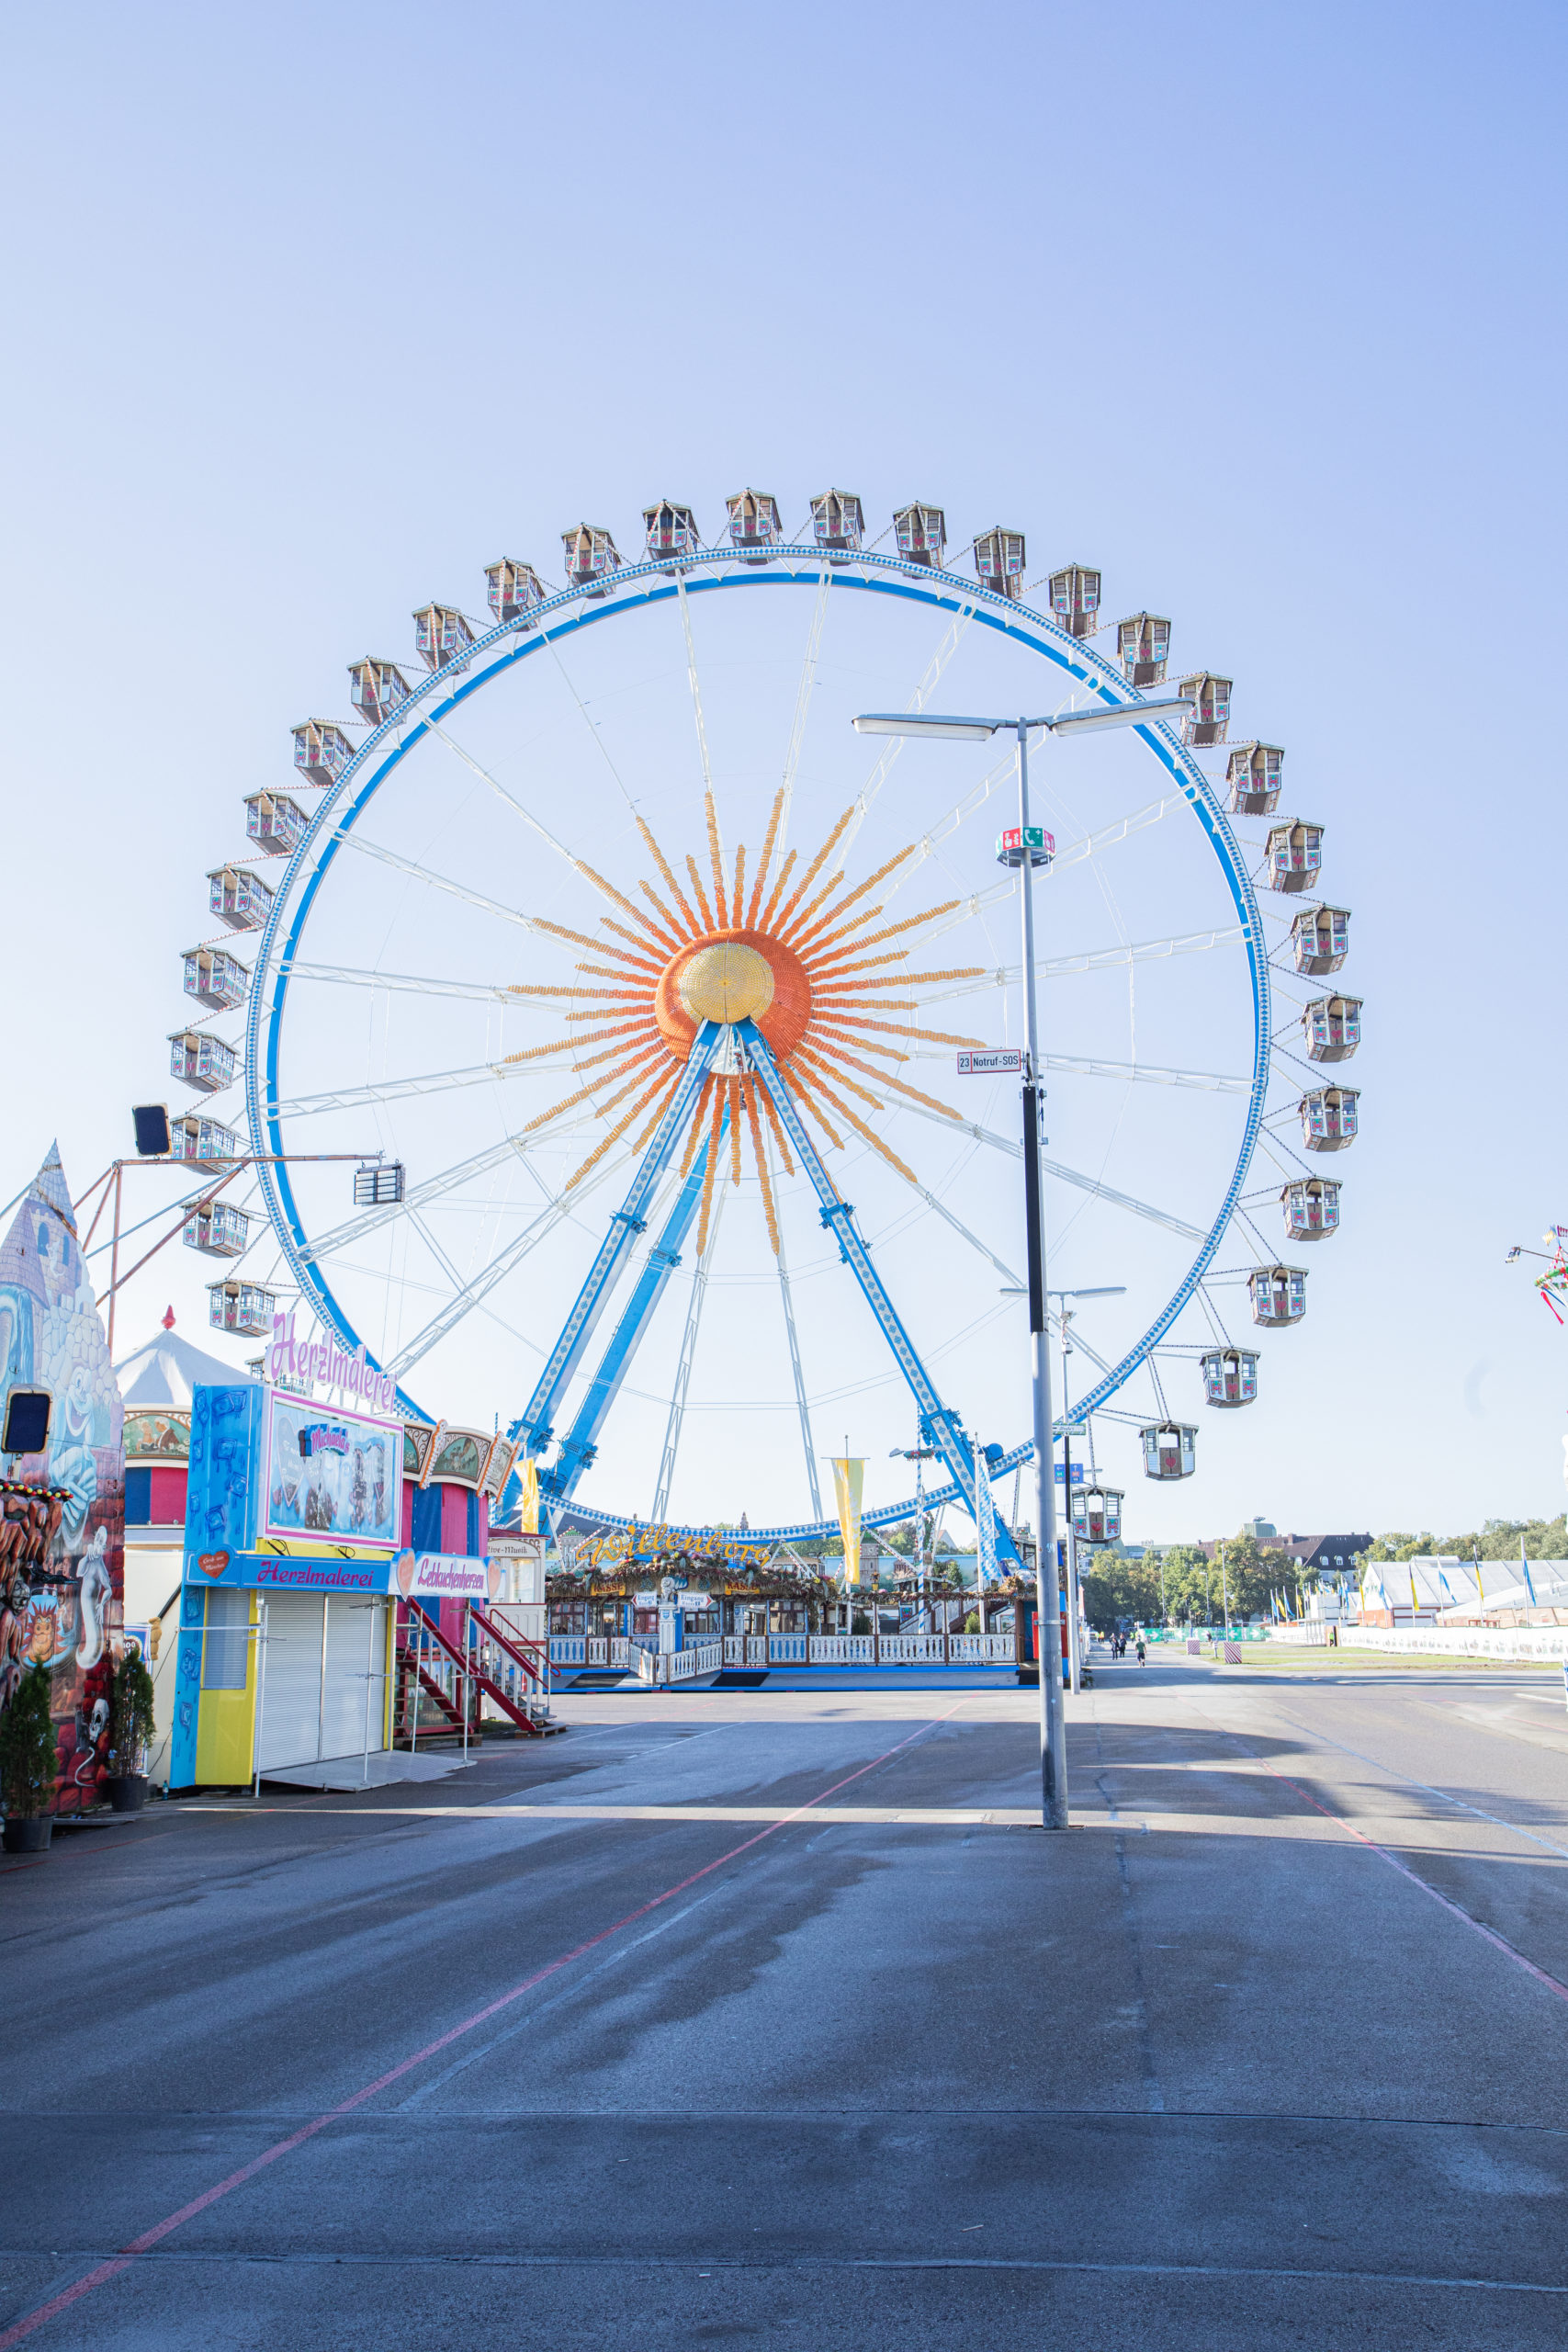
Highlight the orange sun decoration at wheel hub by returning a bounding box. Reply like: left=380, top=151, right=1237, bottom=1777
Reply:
left=502, top=785, right=990, bottom=1257
left=657, top=932, right=806, bottom=1059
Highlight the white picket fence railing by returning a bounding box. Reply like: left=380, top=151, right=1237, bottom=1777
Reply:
left=875, top=1634, right=951, bottom=1663
left=947, top=1633, right=1016, bottom=1663
left=637, top=1640, right=726, bottom=1686
left=553, top=1628, right=1021, bottom=1675
left=1338, top=1623, right=1568, bottom=1663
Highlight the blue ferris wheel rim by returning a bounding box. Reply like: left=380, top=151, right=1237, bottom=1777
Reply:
left=242, top=542, right=1269, bottom=1528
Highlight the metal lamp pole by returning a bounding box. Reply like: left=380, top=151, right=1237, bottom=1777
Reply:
left=852, top=689, right=1187, bottom=1832
left=1011, top=718, right=1068, bottom=1820
left=1056, top=1310, right=1081, bottom=1694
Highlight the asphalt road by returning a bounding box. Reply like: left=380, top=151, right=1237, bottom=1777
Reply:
left=3, top=1651, right=1567, bottom=2348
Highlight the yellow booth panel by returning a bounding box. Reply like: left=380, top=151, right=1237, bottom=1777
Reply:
left=194, top=1588, right=258, bottom=1785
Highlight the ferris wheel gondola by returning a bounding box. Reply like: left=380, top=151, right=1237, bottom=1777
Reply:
left=164, top=487, right=1357, bottom=1544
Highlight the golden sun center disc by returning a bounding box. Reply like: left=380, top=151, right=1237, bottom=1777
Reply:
left=655, top=928, right=812, bottom=1062
left=677, top=943, right=776, bottom=1026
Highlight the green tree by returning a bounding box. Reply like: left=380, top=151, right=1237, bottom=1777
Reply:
left=1151, top=1544, right=1217, bottom=1624
left=1362, top=1516, right=1567, bottom=1566
left=1363, top=1532, right=1432, bottom=1564
left=1079, top=1554, right=1164, bottom=1631
left=110, top=1652, right=156, bottom=1777
left=0, top=1666, right=60, bottom=1819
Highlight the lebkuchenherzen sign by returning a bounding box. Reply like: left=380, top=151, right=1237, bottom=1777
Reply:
left=955, top=1048, right=1023, bottom=1076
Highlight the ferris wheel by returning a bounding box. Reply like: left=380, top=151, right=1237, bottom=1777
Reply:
left=170, top=489, right=1358, bottom=1550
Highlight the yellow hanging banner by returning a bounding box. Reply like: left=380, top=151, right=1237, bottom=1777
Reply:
left=829, top=1456, right=865, bottom=1587
left=519, top=1455, right=540, bottom=1537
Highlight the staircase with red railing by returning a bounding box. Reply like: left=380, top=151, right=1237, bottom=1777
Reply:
left=396, top=1645, right=468, bottom=1740
left=395, top=1600, right=557, bottom=1742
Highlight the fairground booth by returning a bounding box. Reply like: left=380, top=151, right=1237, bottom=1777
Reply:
left=547, top=1532, right=833, bottom=1678
left=0, top=1148, right=128, bottom=1817
left=167, top=1327, right=547, bottom=1789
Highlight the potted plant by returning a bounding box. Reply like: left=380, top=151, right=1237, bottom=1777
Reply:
left=1, top=1663, right=61, bottom=1852
left=106, top=1650, right=156, bottom=1813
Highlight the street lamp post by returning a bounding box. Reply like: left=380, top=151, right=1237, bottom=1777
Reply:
left=1046, top=1293, right=1123, bottom=1692
left=852, top=693, right=1186, bottom=1828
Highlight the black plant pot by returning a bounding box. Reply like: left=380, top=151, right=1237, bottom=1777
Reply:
left=107, top=1775, right=148, bottom=1815
left=3, top=1817, right=52, bottom=1854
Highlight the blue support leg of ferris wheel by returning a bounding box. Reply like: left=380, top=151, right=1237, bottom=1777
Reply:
left=499, top=1023, right=725, bottom=1515
left=738, top=1021, right=1021, bottom=1571
left=544, top=1100, right=733, bottom=1507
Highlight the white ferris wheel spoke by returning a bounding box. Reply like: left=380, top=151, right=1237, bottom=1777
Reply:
left=896, top=1100, right=1205, bottom=1240
left=886, top=791, right=1184, bottom=915
left=273, top=1056, right=572, bottom=1120
left=285, top=961, right=514, bottom=1003
left=357, top=712, right=644, bottom=927
left=1037, top=1053, right=1246, bottom=1094
left=918, top=876, right=1017, bottom=941
left=418, top=704, right=621, bottom=871
left=776, top=562, right=832, bottom=862
left=384, top=1148, right=635, bottom=1378
left=294, top=1111, right=615, bottom=1266
left=1040, top=926, right=1246, bottom=978
left=842, top=599, right=977, bottom=856
left=650, top=1178, right=727, bottom=1522
left=675, top=569, right=717, bottom=803
left=769, top=1129, right=822, bottom=1520
left=337, top=834, right=540, bottom=932
left=1057, top=1321, right=1115, bottom=1381
left=880, top=745, right=1019, bottom=899
left=909, top=1182, right=1023, bottom=1288
left=405, top=1204, right=467, bottom=1294
left=1042, top=793, right=1187, bottom=880
left=914, top=926, right=1247, bottom=997
left=892, top=1043, right=1245, bottom=1092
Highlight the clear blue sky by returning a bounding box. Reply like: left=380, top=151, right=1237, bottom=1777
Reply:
left=3, top=2, right=1563, bottom=1542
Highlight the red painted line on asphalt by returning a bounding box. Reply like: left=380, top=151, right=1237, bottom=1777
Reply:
left=0, top=1701, right=971, bottom=2347
left=1239, top=1743, right=1568, bottom=2008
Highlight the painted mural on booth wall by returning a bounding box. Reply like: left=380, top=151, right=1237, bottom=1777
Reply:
left=0, top=1147, right=125, bottom=1811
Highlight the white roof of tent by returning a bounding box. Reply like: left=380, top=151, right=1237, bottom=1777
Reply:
left=1438, top=1562, right=1568, bottom=1619
left=1362, top=1555, right=1568, bottom=1619
left=1359, top=1556, right=1474, bottom=1611
left=114, top=1324, right=257, bottom=1408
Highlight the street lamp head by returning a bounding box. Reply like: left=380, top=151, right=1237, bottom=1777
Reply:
left=1041, top=695, right=1188, bottom=738
left=852, top=713, right=1000, bottom=741
left=853, top=700, right=1187, bottom=743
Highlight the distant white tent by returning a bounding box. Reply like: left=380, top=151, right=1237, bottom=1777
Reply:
left=1359, top=1556, right=1494, bottom=1620
left=1438, top=1563, right=1568, bottom=1620
left=114, top=1315, right=255, bottom=1408
left=1361, top=1554, right=1568, bottom=1622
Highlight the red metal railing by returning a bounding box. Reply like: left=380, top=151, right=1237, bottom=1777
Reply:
left=395, top=1602, right=551, bottom=1740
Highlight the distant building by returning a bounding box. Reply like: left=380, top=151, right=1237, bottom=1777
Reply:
left=1195, top=1532, right=1371, bottom=1574
left=1279, top=1533, right=1371, bottom=1576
